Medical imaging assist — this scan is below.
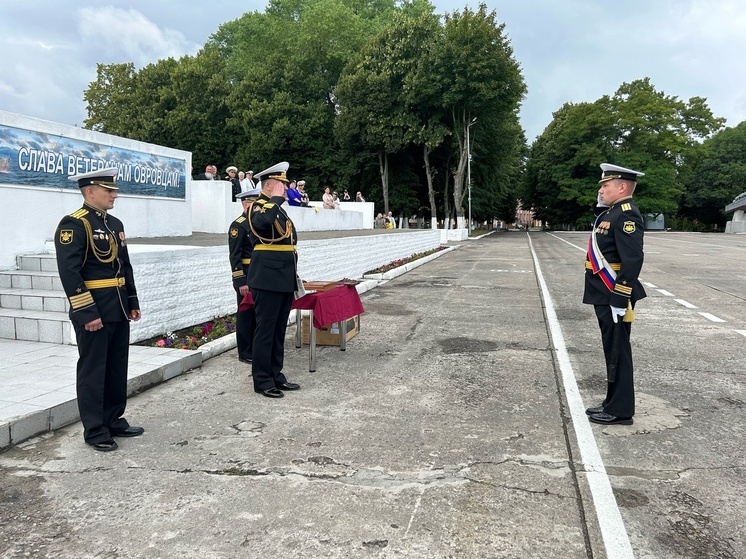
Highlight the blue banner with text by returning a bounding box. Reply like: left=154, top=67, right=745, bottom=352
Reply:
left=0, top=125, right=186, bottom=199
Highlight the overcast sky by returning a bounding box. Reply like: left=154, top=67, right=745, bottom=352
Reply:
left=1, top=0, right=744, bottom=143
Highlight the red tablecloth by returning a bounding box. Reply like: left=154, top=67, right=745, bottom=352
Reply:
left=240, top=284, right=364, bottom=329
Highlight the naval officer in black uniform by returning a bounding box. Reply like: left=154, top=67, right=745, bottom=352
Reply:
left=584, top=163, right=646, bottom=425
left=246, top=162, right=301, bottom=398
left=55, top=168, right=144, bottom=451
left=229, top=187, right=260, bottom=364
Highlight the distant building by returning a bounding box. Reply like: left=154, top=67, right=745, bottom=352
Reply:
left=725, top=192, right=746, bottom=233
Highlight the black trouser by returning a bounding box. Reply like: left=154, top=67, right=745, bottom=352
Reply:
left=73, top=320, right=131, bottom=443
left=594, top=305, right=635, bottom=418
left=250, top=288, right=292, bottom=391
left=235, top=290, right=255, bottom=360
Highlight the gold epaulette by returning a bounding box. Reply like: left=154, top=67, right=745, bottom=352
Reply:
left=263, top=203, right=275, bottom=209
left=621, top=203, right=632, bottom=212
left=235, top=216, right=246, bottom=223
left=69, top=208, right=89, bottom=219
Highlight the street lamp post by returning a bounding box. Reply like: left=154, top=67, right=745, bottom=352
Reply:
left=467, top=117, right=477, bottom=235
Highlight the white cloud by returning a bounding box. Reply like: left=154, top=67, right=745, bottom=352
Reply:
left=77, top=6, right=199, bottom=66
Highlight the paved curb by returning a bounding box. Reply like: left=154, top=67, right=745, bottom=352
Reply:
left=362, top=245, right=459, bottom=281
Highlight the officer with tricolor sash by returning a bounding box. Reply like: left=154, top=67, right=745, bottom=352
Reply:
left=583, top=163, right=646, bottom=425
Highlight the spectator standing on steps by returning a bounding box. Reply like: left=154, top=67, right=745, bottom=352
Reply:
left=226, top=166, right=241, bottom=202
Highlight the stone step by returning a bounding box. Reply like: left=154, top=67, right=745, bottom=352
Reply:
left=0, top=270, right=64, bottom=291
left=16, top=253, right=59, bottom=273
left=0, top=308, right=73, bottom=344
left=0, top=287, right=68, bottom=312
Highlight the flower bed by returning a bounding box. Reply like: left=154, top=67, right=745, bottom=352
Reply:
left=364, top=245, right=449, bottom=275
left=137, top=315, right=236, bottom=350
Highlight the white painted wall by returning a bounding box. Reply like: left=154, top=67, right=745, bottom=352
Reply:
left=286, top=205, right=364, bottom=231
left=191, top=180, right=239, bottom=234
left=339, top=201, right=374, bottom=229
left=126, top=229, right=442, bottom=342
left=0, top=111, right=192, bottom=270
left=190, top=188, right=374, bottom=234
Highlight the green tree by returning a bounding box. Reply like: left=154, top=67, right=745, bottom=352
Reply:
left=430, top=4, right=526, bottom=225
left=335, top=11, right=424, bottom=213
left=682, top=121, right=746, bottom=227
left=523, top=78, right=724, bottom=229
left=84, top=63, right=138, bottom=135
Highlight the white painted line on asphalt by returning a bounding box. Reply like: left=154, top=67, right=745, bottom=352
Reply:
left=699, top=312, right=726, bottom=323
left=547, top=232, right=586, bottom=252
left=735, top=330, right=746, bottom=338
left=528, top=235, right=635, bottom=559
left=674, top=299, right=697, bottom=309
left=642, top=281, right=657, bottom=288
left=656, top=289, right=675, bottom=297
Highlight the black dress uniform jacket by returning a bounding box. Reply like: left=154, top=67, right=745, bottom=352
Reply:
left=228, top=212, right=253, bottom=291
left=55, top=203, right=139, bottom=323
left=583, top=196, right=646, bottom=307
left=247, top=193, right=298, bottom=291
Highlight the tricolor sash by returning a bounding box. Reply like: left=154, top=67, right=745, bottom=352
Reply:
left=587, top=213, right=616, bottom=292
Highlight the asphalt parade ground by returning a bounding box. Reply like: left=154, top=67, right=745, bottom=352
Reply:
left=1, top=231, right=744, bottom=559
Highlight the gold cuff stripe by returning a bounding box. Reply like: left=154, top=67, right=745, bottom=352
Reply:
left=69, top=293, right=94, bottom=309
left=84, top=278, right=125, bottom=289
left=241, top=258, right=251, bottom=265
left=232, top=271, right=245, bottom=278
left=614, top=285, right=633, bottom=295
left=585, top=261, right=621, bottom=271
left=253, top=245, right=295, bottom=252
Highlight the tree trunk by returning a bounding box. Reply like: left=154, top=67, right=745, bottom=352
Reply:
left=424, top=144, right=438, bottom=228
left=378, top=150, right=389, bottom=214
left=452, top=111, right=468, bottom=224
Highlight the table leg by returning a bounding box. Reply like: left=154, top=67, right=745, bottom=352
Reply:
left=340, top=317, right=347, bottom=352
left=295, top=309, right=302, bottom=348
left=309, top=309, right=316, bottom=372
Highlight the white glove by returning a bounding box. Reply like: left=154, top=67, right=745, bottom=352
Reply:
left=610, top=306, right=626, bottom=323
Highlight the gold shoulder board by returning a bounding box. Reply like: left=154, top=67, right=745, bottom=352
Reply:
left=236, top=216, right=246, bottom=223
left=621, top=203, right=632, bottom=212
left=69, top=209, right=89, bottom=219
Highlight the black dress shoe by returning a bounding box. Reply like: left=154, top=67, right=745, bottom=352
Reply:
left=276, top=382, right=300, bottom=391
left=589, top=412, right=633, bottom=425
left=585, top=405, right=604, bottom=416
left=88, top=438, right=118, bottom=452
left=239, top=356, right=253, bottom=364
left=255, top=387, right=284, bottom=398
left=112, top=426, right=145, bottom=437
